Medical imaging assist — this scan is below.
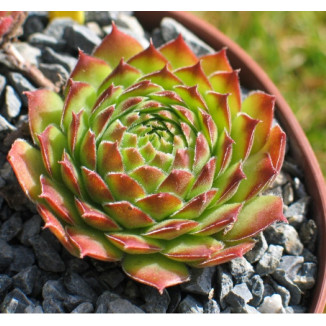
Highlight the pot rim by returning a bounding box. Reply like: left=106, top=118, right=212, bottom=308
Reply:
left=134, top=11, right=326, bottom=313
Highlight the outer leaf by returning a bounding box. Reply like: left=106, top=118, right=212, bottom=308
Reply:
left=26, top=89, right=63, bottom=144
left=122, top=254, right=190, bottom=294
left=7, top=139, right=46, bottom=201
left=92, top=22, right=143, bottom=67
left=199, top=48, right=233, bottom=75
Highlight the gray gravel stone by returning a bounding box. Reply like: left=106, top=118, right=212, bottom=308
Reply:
left=245, top=232, right=268, bottom=263
left=263, top=283, right=276, bottom=298
left=293, top=262, right=317, bottom=291
left=181, top=267, right=215, bottom=295
left=284, top=197, right=310, bottom=228
left=263, top=185, right=283, bottom=197
left=166, top=286, right=181, bottom=313
left=256, top=245, right=284, bottom=275
left=272, top=171, right=289, bottom=187
left=285, top=305, right=306, bottom=313
left=283, top=182, right=294, bottom=205
left=44, top=18, right=76, bottom=40
left=229, top=257, right=254, bottom=283
left=0, top=114, right=16, bottom=133
left=299, top=219, right=317, bottom=252
left=247, top=275, right=264, bottom=307
left=160, top=17, right=214, bottom=56
left=23, top=13, right=46, bottom=38
left=264, top=223, right=304, bottom=255
left=24, top=304, right=44, bottom=313
left=64, top=272, right=97, bottom=303
left=293, top=177, right=308, bottom=198
left=63, top=294, right=87, bottom=312
left=66, top=258, right=90, bottom=274
left=234, top=304, right=260, bottom=314
left=19, top=215, right=42, bottom=246
left=71, top=302, right=94, bottom=313
left=225, top=283, right=253, bottom=309
left=29, top=33, right=66, bottom=51
left=64, top=24, right=101, bottom=53
left=10, top=246, right=35, bottom=273
left=0, top=275, right=12, bottom=299
left=216, top=265, right=233, bottom=310
left=29, top=235, right=65, bottom=273
left=3, top=86, right=21, bottom=119
left=302, top=248, right=318, bottom=263
left=258, top=294, right=285, bottom=313
left=0, top=74, right=6, bottom=99
left=85, top=11, right=112, bottom=26
left=141, top=286, right=170, bottom=313
left=12, top=265, right=39, bottom=295
left=204, top=299, right=220, bottom=313
left=0, top=239, right=13, bottom=271
left=11, top=43, right=41, bottom=67
left=8, top=72, right=36, bottom=106
left=42, top=47, right=77, bottom=73
left=151, top=28, right=166, bottom=48
left=42, top=279, right=67, bottom=302
left=0, top=288, right=34, bottom=313
left=177, top=295, right=204, bottom=313
left=39, top=63, right=70, bottom=86
left=95, top=291, right=144, bottom=313
left=42, top=298, right=65, bottom=313
left=277, top=255, right=304, bottom=281
left=98, top=268, right=125, bottom=289
left=272, top=282, right=291, bottom=307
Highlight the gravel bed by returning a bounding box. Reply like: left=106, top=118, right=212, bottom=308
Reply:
left=0, top=11, right=318, bottom=313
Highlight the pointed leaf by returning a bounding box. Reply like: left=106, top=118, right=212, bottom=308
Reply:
left=79, top=129, right=96, bottom=170
left=215, top=129, right=234, bottom=176
left=172, top=148, right=192, bottom=170
left=159, top=34, right=198, bottom=69
left=105, top=173, right=146, bottom=202
left=121, top=147, right=145, bottom=172
left=97, top=141, right=123, bottom=176
left=26, top=89, right=63, bottom=144
left=70, top=50, right=112, bottom=89
left=103, top=201, right=154, bottom=228
left=7, top=139, right=46, bottom=201
left=136, top=193, right=183, bottom=221
left=75, top=198, right=120, bottom=231
left=90, top=105, right=114, bottom=138
left=81, top=167, right=114, bottom=203
left=105, top=233, right=162, bottom=254
left=193, top=132, right=210, bottom=175
left=171, top=189, right=217, bottom=219
left=143, top=219, right=199, bottom=240
left=66, top=226, right=123, bottom=261
left=93, top=22, right=143, bottom=67
left=122, top=254, right=190, bottom=294
left=221, top=195, right=287, bottom=241
left=200, top=48, right=233, bottom=75
left=67, top=109, right=88, bottom=155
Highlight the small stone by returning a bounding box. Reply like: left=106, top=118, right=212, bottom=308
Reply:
left=264, top=223, right=304, bottom=255
left=0, top=288, right=34, bottom=313
left=285, top=305, right=306, bottom=313
left=292, top=262, right=317, bottom=291
left=282, top=160, right=304, bottom=178
left=44, top=18, right=76, bottom=40
left=42, top=279, right=67, bottom=302
left=0, top=239, right=13, bottom=271
left=283, top=183, right=294, bottom=205
left=24, top=305, right=44, bottom=313
left=263, top=283, right=276, bottom=298
left=258, top=294, right=285, bottom=313
left=42, top=47, right=77, bottom=73
left=64, top=272, right=97, bottom=303
left=40, top=228, right=62, bottom=253
left=256, top=245, right=284, bottom=275
left=63, top=294, right=87, bottom=312
left=302, top=248, right=318, bottom=263
left=0, top=275, right=12, bottom=299
left=284, top=197, right=310, bottom=229
left=160, top=17, right=214, bottom=56
left=229, top=257, right=254, bottom=283
left=235, top=304, right=261, bottom=314
left=140, top=285, right=170, bottom=313
left=95, top=291, right=144, bottom=313
left=85, top=11, right=112, bottom=26
left=12, top=265, right=39, bottom=295
left=181, top=266, right=215, bottom=295
left=204, top=299, right=220, bottom=313
left=177, top=295, right=204, bottom=313
left=247, top=275, right=264, bottom=307
left=39, top=63, right=69, bottom=85
left=272, top=283, right=291, bottom=307
left=216, top=265, right=233, bottom=309
left=66, top=258, right=90, bottom=274
left=245, top=232, right=268, bottom=263
left=166, top=286, right=182, bottom=313
left=299, top=219, right=317, bottom=252
left=0, top=114, right=15, bottom=133
left=71, top=302, right=94, bottom=313
left=3, top=86, right=21, bottom=119
left=86, top=22, right=103, bottom=37
left=98, top=268, right=125, bottom=289
left=123, top=279, right=141, bottom=300
left=10, top=246, right=35, bottom=273
left=19, top=214, right=42, bottom=246
left=277, top=255, right=304, bottom=281
left=42, top=298, right=65, bottom=313
left=225, top=283, right=253, bottom=309
left=293, top=177, right=308, bottom=198
left=28, top=33, right=66, bottom=51
left=63, top=24, right=101, bottom=53
left=151, top=28, right=166, bottom=48
left=263, top=185, right=283, bottom=197
left=272, top=270, right=302, bottom=305
left=0, top=74, right=7, bottom=99
left=116, top=13, right=146, bottom=37
left=29, top=235, right=65, bottom=272
left=8, top=72, right=36, bottom=106
left=11, top=43, right=41, bottom=67
left=23, top=13, right=47, bottom=38
left=272, top=171, right=289, bottom=187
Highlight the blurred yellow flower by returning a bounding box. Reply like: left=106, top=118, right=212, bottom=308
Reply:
left=48, top=11, right=85, bottom=24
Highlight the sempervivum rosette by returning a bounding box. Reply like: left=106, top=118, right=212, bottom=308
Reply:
left=7, top=23, right=287, bottom=293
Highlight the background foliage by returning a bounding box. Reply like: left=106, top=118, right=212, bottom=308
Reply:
left=193, top=11, right=326, bottom=178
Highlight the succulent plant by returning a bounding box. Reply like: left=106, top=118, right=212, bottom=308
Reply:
left=8, top=23, right=287, bottom=293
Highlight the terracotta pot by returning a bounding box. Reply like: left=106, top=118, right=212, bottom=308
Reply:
left=134, top=11, right=326, bottom=313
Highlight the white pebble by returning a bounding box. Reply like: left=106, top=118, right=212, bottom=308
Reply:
left=258, top=294, right=285, bottom=313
